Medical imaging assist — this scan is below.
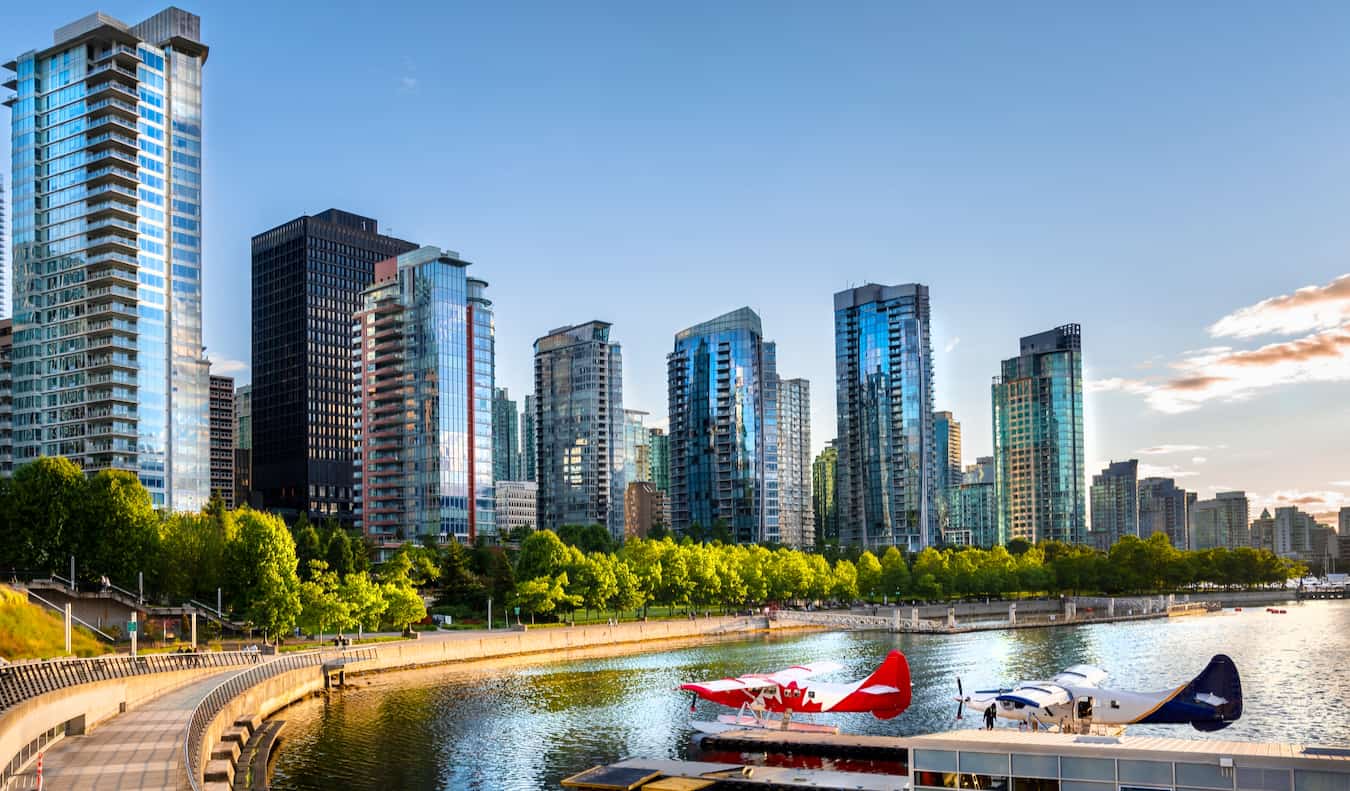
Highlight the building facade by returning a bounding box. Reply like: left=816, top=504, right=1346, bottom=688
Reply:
left=933, top=411, right=962, bottom=493
left=492, top=387, right=520, bottom=482
left=624, top=480, right=663, bottom=540
left=521, top=394, right=536, bottom=482
left=812, top=442, right=838, bottom=545
left=1137, top=477, right=1192, bottom=550
left=992, top=324, right=1086, bottom=545
left=667, top=307, right=778, bottom=543
left=251, top=209, right=416, bottom=523
left=647, top=427, right=669, bottom=492
left=352, top=246, right=494, bottom=550
left=5, top=9, right=212, bottom=509
left=1089, top=459, right=1138, bottom=549
left=946, top=456, right=998, bottom=548
left=0, top=319, right=12, bottom=478
left=834, top=284, right=936, bottom=551
left=208, top=374, right=235, bottom=507
left=495, top=480, right=537, bottom=535
left=777, top=377, right=813, bottom=548
left=233, top=384, right=251, bottom=508
left=622, top=409, right=650, bottom=485
left=1190, top=491, right=1250, bottom=551
left=0, top=174, right=6, bottom=319
left=533, top=321, right=625, bottom=537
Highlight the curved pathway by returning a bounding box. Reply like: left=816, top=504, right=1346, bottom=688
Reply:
left=9, top=670, right=236, bottom=791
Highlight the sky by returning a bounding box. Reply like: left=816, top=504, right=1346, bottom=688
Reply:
left=3, top=1, right=1348, bottom=522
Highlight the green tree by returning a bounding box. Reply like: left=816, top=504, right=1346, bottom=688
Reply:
left=74, top=470, right=161, bottom=588
left=832, top=558, right=859, bottom=601
left=381, top=580, right=427, bottom=633
left=610, top=559, right=646, bottom=617
left=226, top=510, right=302, bottom=641
left=557, top=523, right=614, bottom=554
left=855, top=550, right=882, bottom=602
left=294, top=523, right=323, bottom=581
left=298, top=560, right=352, bottom=640
left=339, top=571, right=387, bottom=632
left=516, top=529, right=571, bottom=582
left=1, top=457, right=86, bottom=573
left=879, top=547, right=911, bottom=599
left=324, top=528, right=355, bottom=577
left=439, top=539, right=485, bottom=605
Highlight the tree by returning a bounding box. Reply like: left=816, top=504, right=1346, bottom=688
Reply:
left=73, top=471, right=161, bottom=587
left=294, top=523, right=323, bottom=581
left=324, top=528, right=355, bottom=577
left=879, top=547, right=911, bottom=599
left=298, top=560, right=352, bottom=640
left=832, top=559, right=859, bottom=602
left=510, top=573, right=578, bottom=624
left=856, top=551, right=882, bottom=602
left=439, top=539, right=485, bottom=605
left=226, top=510, right=302, bottom=641
left=557, top=523, right=614, bottom=555
left=382, top=581, right=427, bottom=634
left=516, top=530, right=571, bottom=582
left=0, top=457, right=86, bottom=573
left=339, top=571, right=387, bottom=632
left=1006, top=537, right=1033, bottom=556
left=610, top=560, right=646, bottom=617
left=621, top=539, right=664, bottom=617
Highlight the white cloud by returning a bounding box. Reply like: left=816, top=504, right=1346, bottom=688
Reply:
left=1331, top=480, right=1350, bottom=488
left=1260, top=489, right=1350, bottom=520
left=209, top=357, right=248, bottom=377
left=1138, top=463, right=1200, bottom=479
left=1135, top=444, right=1208, bottom=455
left=1085, top=377, right=1152, bottom=395
left=943, top=336, right=961, bottom=353
left=1209, top=273, right=1350, bottom=339
left=1192, top=456, right=1207, bottom=464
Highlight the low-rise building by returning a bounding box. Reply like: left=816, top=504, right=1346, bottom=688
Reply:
left=495, top=480, right=538, bottom=536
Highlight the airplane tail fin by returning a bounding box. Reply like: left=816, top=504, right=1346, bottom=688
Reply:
left=1185, top=654, right=1243, bottom=731
left=861, top=650, right=912, bottom=710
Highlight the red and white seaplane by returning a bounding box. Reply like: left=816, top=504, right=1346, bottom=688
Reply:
left=679, top=650, right=912, bottom=734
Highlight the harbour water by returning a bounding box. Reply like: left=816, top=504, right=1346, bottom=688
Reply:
left=267, top=600, right=1349, bottom=791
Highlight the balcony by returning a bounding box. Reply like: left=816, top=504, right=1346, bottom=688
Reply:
left=85, top=97, right=137, bottom=122
left=92, top=44, right=139, bottom=67
left=86, top=164, right=138, bottom=189
left=86, top=79, right=137, bottom=103
left=86, top=197, right=137, bottom=222
left=86, top=130, right=138, bottom=155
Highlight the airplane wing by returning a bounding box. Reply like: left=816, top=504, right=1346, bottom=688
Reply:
left=762, top=661, right=844, bottom=686
left=996, top=684, right=1072, bottom=709
left=1053, top=664, right=1109, bottom=687
left=680, top=676, right=779, bottom=695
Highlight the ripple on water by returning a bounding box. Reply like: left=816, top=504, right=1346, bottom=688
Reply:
left=268, top=600, right=1350, bottom=791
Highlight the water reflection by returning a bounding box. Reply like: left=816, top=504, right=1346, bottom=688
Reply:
left=269, top=601, right=1350, bottom=791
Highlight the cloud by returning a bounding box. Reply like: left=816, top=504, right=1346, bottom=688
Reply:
left=1331, top=480, right=1350, bottom=488
left=943, top=336, right=961, bottom=353
left=1137, top=463, right=1200, bottom=479
left=1209, top=273, right=1350, bottom=339
left=1135, top=444, right=1208, bottom=455
left=1192, top=456, right=1207, bottom=464
left=1085, top=377, right=1153, bottom=395
left=1261, top=489, right=1350, bottom=521
left=400, top=75, right=418, bottom=92
left=209, top=357, right=248, bottom=377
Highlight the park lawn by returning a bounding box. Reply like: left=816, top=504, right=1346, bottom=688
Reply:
left=0, top=584, right=111, bottom=660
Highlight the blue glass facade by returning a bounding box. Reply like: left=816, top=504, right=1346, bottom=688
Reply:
left=4, top=9, right=209, bottom=509
left=833, top=284, right=937, bottom=551
left=667, top=307, right=778, bottom=544
left=992, top=324, right=1086, bottom=544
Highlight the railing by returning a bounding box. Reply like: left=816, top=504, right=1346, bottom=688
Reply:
left=24, top=590, right=115, bottom=642
left=0, top=650, right=265, bottom=714
left=183, top=647, right=379, bottom=791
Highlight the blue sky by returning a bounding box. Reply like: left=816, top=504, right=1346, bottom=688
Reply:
left=4, top=1, right=1349, bottom=520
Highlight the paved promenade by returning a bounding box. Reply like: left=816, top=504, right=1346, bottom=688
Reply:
left=9, top=671, right=235, bottom=791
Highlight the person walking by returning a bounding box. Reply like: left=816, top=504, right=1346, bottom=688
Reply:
left=983, top=704, right=997, bottom=730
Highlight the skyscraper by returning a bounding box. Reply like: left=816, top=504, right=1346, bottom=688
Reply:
left=521, top=394, right=536, bottom=482
left=812, top=442, right=838, bottom=545
left=1137, top=477, right=1192, bottom=549
left=1089, top=459, right=1138, bottom=549
left=251, top=209, right=416, bottom=523
left=933, top=411, right=962, bottom=493
left=492, top=388, right=520, bottom=482
left=209, top=375, right=235, bottom=508
left=992, top=324, right=1086, bottom=545
left=947, top=457, right=999, bottom=548
left=0, top=320, right=12, bottom=479
left=647, top=428, right=669, bottom=492
left=622, top=409, right=650, bottom=485
left=667, top=307, right=779, bottom=543
left=1340, top=507, right=1350, bottom=538
left=834, top=284, right=936, bottom=551
left=0, top=173, right=6, bottom=320
left=353, top=247, right=494, bottom=550
left=234, top=384, right=251, bottom=509
left=5, top=9, right=211, bottom=509
left=778, top=377, right=813, bottom=548
left=534, top=321, right=625, bottom=537
left=1190, top=491, right=1250, bottom=551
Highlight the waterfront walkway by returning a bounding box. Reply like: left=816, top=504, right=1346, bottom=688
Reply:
left=9, top=671, right=235, bottom=791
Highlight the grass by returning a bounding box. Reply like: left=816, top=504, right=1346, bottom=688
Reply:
left=0, top=584, right=112, bottom=660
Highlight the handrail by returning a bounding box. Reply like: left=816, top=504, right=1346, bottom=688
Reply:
left=0, top=650, right=266, bottom=714
left=182, top=646, right=380, bottom=791
left=25, top=590, right=116, bottom=642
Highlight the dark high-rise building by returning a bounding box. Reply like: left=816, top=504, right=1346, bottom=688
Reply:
left=812, top=441, right=838, bottom=545
left=647, top=428, right=669, bottom=492
left=1089, top=459, right=1138, bottom=549
left=209, top=375, right=236, bottom=508
left=493, top=388, right=520, bottom=482
left=1138, top=477, right=1192, bottom=550
left=522, top=394, right=536, bottom=482
left=251, top=209, right=416, bottom=523
left=1, top=174, right=6, bottom=320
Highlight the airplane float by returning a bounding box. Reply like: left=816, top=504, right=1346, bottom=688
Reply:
left=956, top=654, right=1243, bottom=733
left=680, top=650, right=912, bottom=733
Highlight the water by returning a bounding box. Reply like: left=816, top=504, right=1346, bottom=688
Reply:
left=269, top=600, right=1350, bottom=791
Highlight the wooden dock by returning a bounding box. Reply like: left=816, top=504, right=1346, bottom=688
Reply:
left=696, top=728, right=909, bottom=762
left=565, top=758, right=906, bottom=790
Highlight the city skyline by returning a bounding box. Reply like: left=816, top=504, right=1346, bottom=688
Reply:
left=3, top=3, right=1349, bottom=524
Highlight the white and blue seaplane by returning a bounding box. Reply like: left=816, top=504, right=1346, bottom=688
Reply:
left=956, top=654, right=1243, bottom=733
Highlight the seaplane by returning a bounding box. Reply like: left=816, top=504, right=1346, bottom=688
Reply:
left=680, top=650, right=911, bottom=734
left=956, top=654, right=1243, bottom=733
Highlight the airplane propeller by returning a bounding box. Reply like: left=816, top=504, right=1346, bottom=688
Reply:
left=956, top=676, right=964, bottom=720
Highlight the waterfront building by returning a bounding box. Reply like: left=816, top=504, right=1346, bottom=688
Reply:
left=1190, top=491, right=1250, bottom=550
left=492, top=388, right=521, bottom=482
left=208, top=374, right=235, bottom=508
left=1089, top=459, right=1138, bottom=549
left=352, top=246, right=494, bottom=550
left=1137, top=477, right=1193, bottom=550
left=623, top=409, right=650, bottom=485
left=812, top=442, right=838, bottom=545
left=534, top=321, right=625, bottom=538
left=946, top=456, right=999, bottom=548
left=495, top=480, right=537, bottom=535
left=647, top=428, right=669, bottom=492
left=624, top=481, right=664, bottom=540
left=834, top=284, right=936, bottom=550
left=252, top=209, right=416, bottom=523
left=778, top=377, right=813, bottom=548
left=667, top=307, right=779, bottom=543
left=1341, top=506, right=1350, bottom=538
left=233, top=384, right=251, bottom=509
left=0, top=319, right=12, bottom=478
left=933, top=411, right=962, bottom=493
left=5, top=9, right=212, bottom=510
left=992, top=324, right=1086, bottom=545
left=1310, top=523, right=1338, bottom=573
left=521, top=394, right=536, bottom=482
left=1269, top=505, right=1314, bottom=560
left=1249, top=508, right=1274, bottom=553
left=0, top=174, right=6, bottom=319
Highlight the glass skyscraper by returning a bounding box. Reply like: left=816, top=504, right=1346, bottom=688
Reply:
left=992, top=324, right=1086, bottom=545
left=622, top=409, right=650, bottom=484
left=812, top=441, right=838, bottom=545
left=667, top=307, right=778, bottom=544
left=833, top=284, right=936, bottom=551
left=647, top=427, right=669, bottom=492
left=1138, top=476, right=1193, bottom=550
left=1089, top=459, right=1138, bottom=550
left=533, top=321, right=625, bottom=538
left=492, top=387, right=520, bottom=481
left=353, top=246, right=494, bottom=550
left=521, top=393, right=536, bottom=482
left=777, top=377, right=813, bottom=548
left=5, top=9, right=210, bottom=509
